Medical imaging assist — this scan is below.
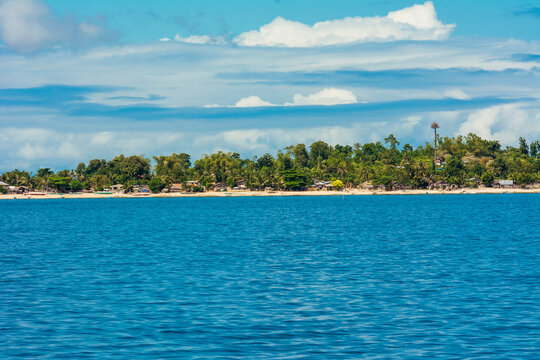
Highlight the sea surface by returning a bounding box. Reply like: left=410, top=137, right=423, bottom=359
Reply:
left=0, top=194, right=539, bottom=359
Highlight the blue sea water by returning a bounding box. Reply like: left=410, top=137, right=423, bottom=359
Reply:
left=0, top=194, right=539, bottom=359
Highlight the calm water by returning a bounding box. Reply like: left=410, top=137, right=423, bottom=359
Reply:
left=0, top=195, right=539, bottom=359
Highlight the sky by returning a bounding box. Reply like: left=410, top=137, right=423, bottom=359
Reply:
left=0, top=0, right=539, bottom=171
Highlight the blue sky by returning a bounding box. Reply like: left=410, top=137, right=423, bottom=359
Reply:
left=0, top=0, right=539, bottom=171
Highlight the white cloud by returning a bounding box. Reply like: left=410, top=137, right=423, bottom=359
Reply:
left=233, top=1, right=454, bottom=47
left=443, top=89, right=470, bottom=100
left=173, top=33, right=226, bottom=45
left=0, top=0, right=109, bottom=53
left=286, top=88, right=358, bottom=106
left=0, top=127, right=185, bottom=170
left=215, top=88, right=358, bottom=108
left=233, top=96, right=275, bottom=107
left=458, top=103, right=540, bottom=143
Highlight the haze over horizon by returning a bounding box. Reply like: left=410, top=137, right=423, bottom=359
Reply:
left=0, top=0, right=539, bottom=171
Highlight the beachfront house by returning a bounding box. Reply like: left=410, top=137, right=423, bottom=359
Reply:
left=494, top=179, right=514, bottom=188
left=132, top=185, right=150, bottom=193
left=312, top=180, right=333, bottom=190
left=169, top=183, right=183, bottom=193
left=213, top=182, right=227, bottom=192
left=111, top=184, right=124, bottom=193
left=236, top=180, right=247, bottom=190
left=8, top=186, right=30, bottom=194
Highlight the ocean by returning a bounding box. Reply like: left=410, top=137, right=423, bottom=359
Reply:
left=1, top=194, right=539, bottom=359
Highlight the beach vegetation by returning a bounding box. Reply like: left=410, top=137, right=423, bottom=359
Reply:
left=2, top=133, right=539, bottom=193
left=149, top=177, right=166, bottom=193
left=48, top=176, right=71, bottom=192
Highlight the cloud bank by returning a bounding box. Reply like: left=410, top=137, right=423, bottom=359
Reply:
left=0, top=0, right=110, bottom=53
left=233, top=1, right=454, bottom=47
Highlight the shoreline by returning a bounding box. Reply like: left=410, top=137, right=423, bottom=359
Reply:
left=1, top=188, right=539, bottom=200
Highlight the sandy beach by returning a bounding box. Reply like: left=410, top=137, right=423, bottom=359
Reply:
left=1, top=187, right=539, bottom=200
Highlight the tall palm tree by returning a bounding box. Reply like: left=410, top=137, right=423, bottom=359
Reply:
left=431, top=122, right=440, bottom=167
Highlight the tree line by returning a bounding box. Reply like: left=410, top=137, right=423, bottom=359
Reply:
left=1, top=133, right=540, bottom=193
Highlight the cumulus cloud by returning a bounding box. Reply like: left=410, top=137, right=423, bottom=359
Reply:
left=285, top=88, right=358, bottom=106
left=458, top=103, right=540, bottom=143
left=233, top=1, right=454, bottom=47
left=233, top=96, right=275, bottom=107
left=0, top=0, right=110, bottom=53
left=213, top=88, right=358, bottom=108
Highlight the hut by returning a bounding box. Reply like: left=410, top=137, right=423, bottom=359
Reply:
left=111, top=184, right=124, bottom=193
left=132, top=185, right=150, bottom=193
left=8, top=186, right=30, bottom=194
left=494, top=180, right=514, bottom=188
left=0, top=181, right=9, bottom=194
left=213, top=182, right=227, bottom=192
left=236, top=180, right=247, bottom=190
left=312, top=180, right=333, bottom=190
left=359, top=181, right=376, bottom=190
left=428, top=181, right=451, bottom=191
left=169, top=183, right=183, bottom=193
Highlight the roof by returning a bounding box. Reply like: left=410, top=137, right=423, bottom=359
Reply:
left=0, top=181, right=8, bottom=186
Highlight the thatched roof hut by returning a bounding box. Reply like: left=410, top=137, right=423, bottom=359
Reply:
left=428, top=181, right=451, bottom=190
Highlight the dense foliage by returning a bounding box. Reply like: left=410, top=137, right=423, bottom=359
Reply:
left=2, top=134, right=539, bottom=192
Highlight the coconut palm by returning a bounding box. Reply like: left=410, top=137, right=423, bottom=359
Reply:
left=431, top=122, right=440, bottom=166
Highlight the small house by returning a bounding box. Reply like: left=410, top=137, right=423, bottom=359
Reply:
left=111, top=184, right=124, bottom=193
left=236, top=180, right=247, bottom=190
left=213, top=182, right=227, bottom=192
left=428, top=181, right=451, bottom=190
left=494, top=179, right=514, bottom=188
left=8, top=186, right=30, bottom=194
left=132, top=185, right=150, bottom=193
left=169, top=183, right=183, bottom=193
left=312, top=180, right=333, bottom=190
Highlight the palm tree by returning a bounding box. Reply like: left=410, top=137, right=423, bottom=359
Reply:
left=431, top=122, right=440, bottom=167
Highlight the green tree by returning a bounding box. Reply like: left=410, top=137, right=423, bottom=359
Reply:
left=530, top=140, right=540, bottom=158
left=292, top=144, right=310, bottom=168
left=256, top=153, right=275, bottom=169
left=153, top=153, right=191, bottom=182
left=149, top=177, right=166, bottom=193
left=481, top=172, right=494, bottom=187
left=70, top=179, right=84, bottom=191
left=519, top=137, right=529, bottom=156
left=332, top=179, right=344, bottom=190
left=49, top=176, right=71, bottom=192
left=384, top=134, right=400, bottom=149
left=444, top=156, right=465, bottom=185
left=37, top=168, right=54, bottom=178
left=310, top=140, right=331, bottom=167
left=281, top=169, right=307, bottom=190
